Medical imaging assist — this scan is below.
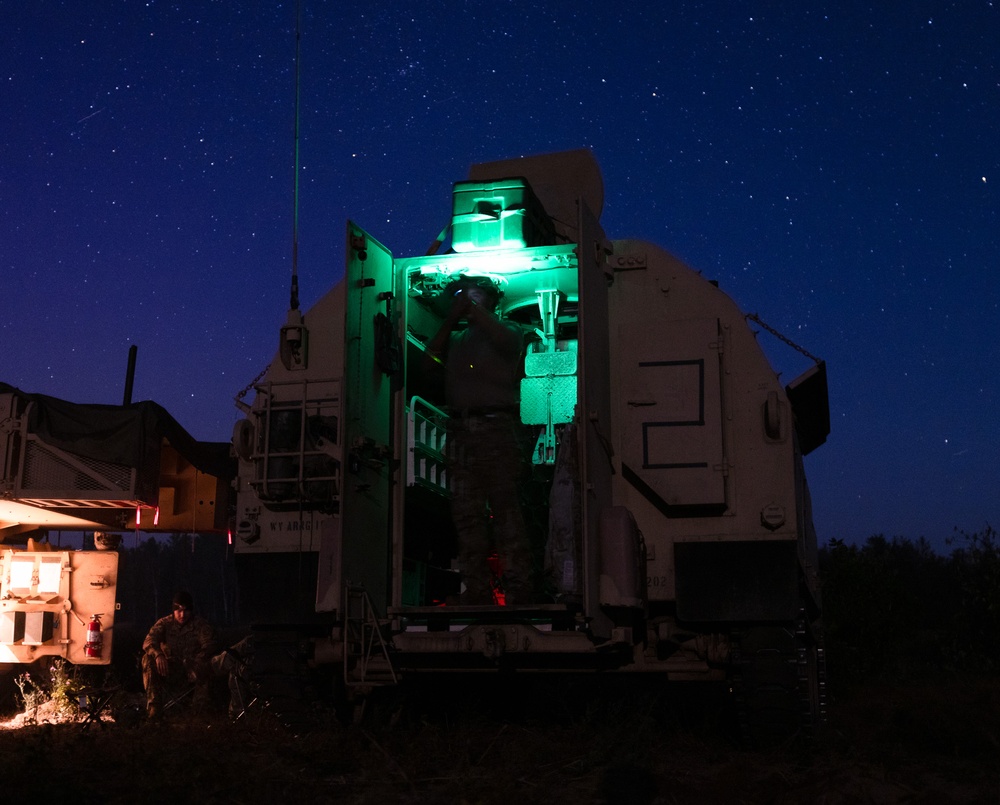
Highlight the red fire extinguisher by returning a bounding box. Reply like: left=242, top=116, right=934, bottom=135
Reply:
left=85, top=614, right=103, bottom=659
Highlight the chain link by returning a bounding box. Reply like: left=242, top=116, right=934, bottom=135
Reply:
left=745, top=313, right=821, bottom=365
left=235, top=363, right=271, bottom=405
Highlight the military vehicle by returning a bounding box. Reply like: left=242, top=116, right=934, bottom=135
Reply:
left=0, top=381, right=231, bottom=669
left=229, top=149, right=830, bottom=740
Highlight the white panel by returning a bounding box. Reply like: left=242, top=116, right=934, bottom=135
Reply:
left=38, top=557, right=62, bottom=594
left=10, top=557, right=33, bottom=591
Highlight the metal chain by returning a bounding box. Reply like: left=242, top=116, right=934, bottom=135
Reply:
left=745, top=313, right=821, bottom=365
left=235, top=363, right=271, bottom=404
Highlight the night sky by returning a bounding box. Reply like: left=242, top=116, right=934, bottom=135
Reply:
left=3, top=2, right=997, bottom=552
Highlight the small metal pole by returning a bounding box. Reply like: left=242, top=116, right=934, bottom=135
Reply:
left=123, top=344, right=138, bottom=405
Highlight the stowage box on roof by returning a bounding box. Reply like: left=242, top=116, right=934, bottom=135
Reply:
left=451, top=177, right=555, bottom=252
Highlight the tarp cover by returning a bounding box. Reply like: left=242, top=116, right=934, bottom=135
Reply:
left=0, top=382, right=232, bottom=480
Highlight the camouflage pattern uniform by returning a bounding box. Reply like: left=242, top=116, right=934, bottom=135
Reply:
left=448, top=410, right=533, bottom=603
left=444, top=313, right=533, bottom=604
left=142, top=612, right=217, bottom=714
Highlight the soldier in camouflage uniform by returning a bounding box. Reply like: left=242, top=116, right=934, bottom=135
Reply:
left=141, top=590, right=217, bottom=719
left=427, top=276, right=534, bottom=605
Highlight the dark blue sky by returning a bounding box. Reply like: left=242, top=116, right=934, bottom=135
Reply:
left=3, top=1, right=998, bottom=551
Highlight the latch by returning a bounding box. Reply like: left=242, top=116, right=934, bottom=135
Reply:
left=351, top=233, right=368, bottom=261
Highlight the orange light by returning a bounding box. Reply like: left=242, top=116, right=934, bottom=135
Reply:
left=153, top=506, right=160, bottom=526
left=135, top=506, right=141, bottom=526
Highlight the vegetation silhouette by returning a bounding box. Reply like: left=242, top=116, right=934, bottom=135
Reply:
left=820, top=526, right=1000, bottom=690
left=105, top=526, right=1000, bottom=696
left=2, top=529, right=998, bottom=803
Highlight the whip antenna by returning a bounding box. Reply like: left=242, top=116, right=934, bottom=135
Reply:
left=289, top=0, right=302, bottom=312
left=279, top=0, right=308, bottom=370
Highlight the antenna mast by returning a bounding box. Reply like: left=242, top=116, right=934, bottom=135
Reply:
left=290, top=0, right=302, bottom=312
left=279, top=0, right=308, bottom=371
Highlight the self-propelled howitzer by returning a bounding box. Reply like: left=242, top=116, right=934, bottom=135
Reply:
left=230, top=149, right=830, bottom=741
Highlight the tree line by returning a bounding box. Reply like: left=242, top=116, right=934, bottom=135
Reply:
left=113, top=533, right=239, bottom=635
left=820, top=527, right=1000, bottom=689
left=109, top=526, right=1000, bottom=686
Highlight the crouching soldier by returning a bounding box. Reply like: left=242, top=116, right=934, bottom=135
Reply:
left=141, top=590, right=217, bottom=719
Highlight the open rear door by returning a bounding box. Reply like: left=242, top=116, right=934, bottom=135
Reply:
left=341, top=222, right=399, bottom=612
left=576, top=201, right=614, bottom=638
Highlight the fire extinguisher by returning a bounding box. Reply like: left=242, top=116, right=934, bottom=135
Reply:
left=85, top=614, right=103, bottom=659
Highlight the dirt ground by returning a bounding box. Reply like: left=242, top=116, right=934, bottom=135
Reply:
left=0, top=671, right=997, bottom=804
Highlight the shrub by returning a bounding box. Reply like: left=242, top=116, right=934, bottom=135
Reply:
left=948, top=526, right=1000, bottom=670
left=12, top=659, right=84, bottom=722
